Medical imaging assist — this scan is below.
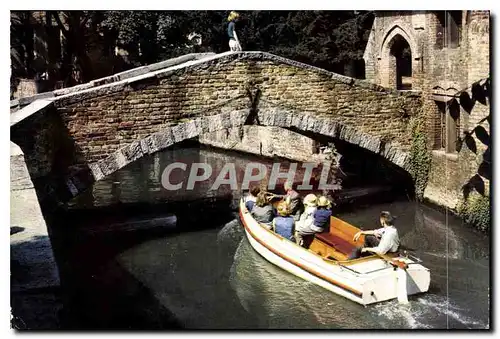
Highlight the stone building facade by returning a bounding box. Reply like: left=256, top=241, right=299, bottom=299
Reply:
left=363, top=10, right=490, bottom=209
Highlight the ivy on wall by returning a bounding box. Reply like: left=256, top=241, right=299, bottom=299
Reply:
left=408, top=117, right=431, bottom=201
left=453, top=77, right=491, bottom=200
left=453, top=77, right=491, bottom=232
left=458, top=193, right=490, bottom=232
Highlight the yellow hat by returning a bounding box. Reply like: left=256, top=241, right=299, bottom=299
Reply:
left=303, top=194, right=317, bottom=207
left=276, top=202, right=290, bottom=216
left=228, top=11, right=240, bottom=21
left=317, top=196, right=331, bottom=208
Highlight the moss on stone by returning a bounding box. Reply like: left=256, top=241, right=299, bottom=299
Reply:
left=458, top=193, right=490, bottom=232
left=408, top=117, right=431, bottom=201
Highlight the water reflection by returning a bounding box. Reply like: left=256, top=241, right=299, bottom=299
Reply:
left=70, top=145, right=333, bottom=210
left=99, top=199, right=490, bottom=329
left=61, top=145, right=489, bottom=329
left=228, top=237, right=377, bottom=329
left=225, top=201, right=489, bottom=329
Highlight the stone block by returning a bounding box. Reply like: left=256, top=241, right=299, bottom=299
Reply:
left=140, top=135, right=155, bottom=155
left=89, top=162, right=105, bottom=181
left=121, top=140, right=144, bottom=163
left=150, top=127, right=174, bottom=151
left=230, top=109, right=248, bottom=127
left=290, top=113, right=304, bottom=129
left=319, top=120, right=337, bottom=137
left=98, top=155, right=121, bottom=177
left=257, top=111, right=273, bottom=126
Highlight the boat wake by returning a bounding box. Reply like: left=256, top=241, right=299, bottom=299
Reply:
left=371, top=294, right=488, bottom=329
left=216, top=217, right=245, bottom=250
left=416, top=296, right=488, bottom=328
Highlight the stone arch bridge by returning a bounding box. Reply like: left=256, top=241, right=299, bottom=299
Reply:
left=11, top=51, right=422, bottom=210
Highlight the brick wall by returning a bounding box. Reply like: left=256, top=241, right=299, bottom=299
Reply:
left=11, top=52, right=423, bottom=207
left=424, top=11, right=490, bottom=208
left=200, top=125, right=318, bottom=162
left=363, top=10, right=490, bottom=209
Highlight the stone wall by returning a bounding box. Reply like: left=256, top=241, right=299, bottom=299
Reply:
left=10, top=53, right=216, bottom=113
left=363, top=11, right=425, bottom=90
left=200, top=125, right=318, bottom=162
left=424, top=11, right=490, bottom=209
left=11, top=52, right=422, bottom=206
left=364, top=11, right=490, bottom=210
left=10, top=101, right=93, bottom=209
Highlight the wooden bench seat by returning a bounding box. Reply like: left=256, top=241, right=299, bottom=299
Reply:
left=314, top=232, right=357, bottom=255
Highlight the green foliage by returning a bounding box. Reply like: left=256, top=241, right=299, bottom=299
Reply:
left=447, top=77, right=491, bottom=232
left=458, top=193, right=490, bottom=232
left=11, top=10, right=374, bottom=92
left=237, top=11, right=374, bottom=74
left=453, top=78, right=491, bottom=199
left=408, top=118, right=431, bottom=200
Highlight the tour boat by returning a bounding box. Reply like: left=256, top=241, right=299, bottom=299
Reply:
left=238, top=199, right=430, bottom=305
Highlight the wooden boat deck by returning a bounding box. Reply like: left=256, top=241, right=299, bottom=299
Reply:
left=255, top=197, right=392, bottom=265
left=241, top=198, right=430, bottom=304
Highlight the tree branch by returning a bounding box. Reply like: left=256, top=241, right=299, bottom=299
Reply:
left=51, top=11, right=69, bottom=39
left=80, top=12, right=91, bottom=29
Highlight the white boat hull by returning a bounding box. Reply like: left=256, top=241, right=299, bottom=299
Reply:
left=239, top=200, right=430, bottom=305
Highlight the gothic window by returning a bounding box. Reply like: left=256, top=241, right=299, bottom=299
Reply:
left=435, top=11, right=462, bottom=49
left=433, top=99, right=461, bottom=153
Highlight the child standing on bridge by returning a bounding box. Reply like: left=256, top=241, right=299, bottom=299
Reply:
left=227, top=11, right=242, bottom=52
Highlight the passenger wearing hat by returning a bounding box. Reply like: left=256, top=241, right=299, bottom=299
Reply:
left=294, top=194, right=322, bottom=246
left=348, top=211, right=400, bottom=259
left=272, top=202, right=295, bottom=241
left=227, top=11, right=242, bottom=51
left=275, top=181, right=303, bottom=221
left=313, top=196, right=333, bottom=231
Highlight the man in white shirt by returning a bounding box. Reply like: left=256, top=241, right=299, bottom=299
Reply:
left=348, top=211, right=400, bottom=259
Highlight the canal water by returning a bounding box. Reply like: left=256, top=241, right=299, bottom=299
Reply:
left=51, top=144, right=490, bottom=330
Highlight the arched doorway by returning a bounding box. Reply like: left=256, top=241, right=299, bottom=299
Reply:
left=388, top=34, right=412, bottom=90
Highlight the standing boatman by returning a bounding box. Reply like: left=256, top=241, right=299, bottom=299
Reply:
left=227, top=11, right=242, bottom=51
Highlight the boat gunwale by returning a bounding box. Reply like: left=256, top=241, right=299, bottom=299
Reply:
left=239, top=198, right=431, bottom=305
left=241, top=198, right=397, bottom=267
left=239, top=202, right=364, bottom=298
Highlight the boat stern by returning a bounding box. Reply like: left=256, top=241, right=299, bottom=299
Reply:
left=361, top=261, right=431, bottom=305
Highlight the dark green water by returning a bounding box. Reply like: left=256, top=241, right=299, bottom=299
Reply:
left=51, top=146, right=490, bottom=329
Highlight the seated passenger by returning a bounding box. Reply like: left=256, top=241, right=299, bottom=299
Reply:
left=251, top=192, right=274, bottom=229
left=276, top=181, right=303, bottom=221
left=295, top=194, right=321, bottom=246
left=245, top=185, right=261, bottom=212
left=313, top=196, right=332, bottom=231
left=348, top=211, right=400, bottom=259
left=272, top=202, right=295, bottom=241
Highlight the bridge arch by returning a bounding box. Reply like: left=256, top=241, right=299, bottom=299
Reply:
left=11, top=51, right=420, bottom=205
left=16, top=108, right=412, bottom=205
left=60, top=109, right=411, bottom=199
